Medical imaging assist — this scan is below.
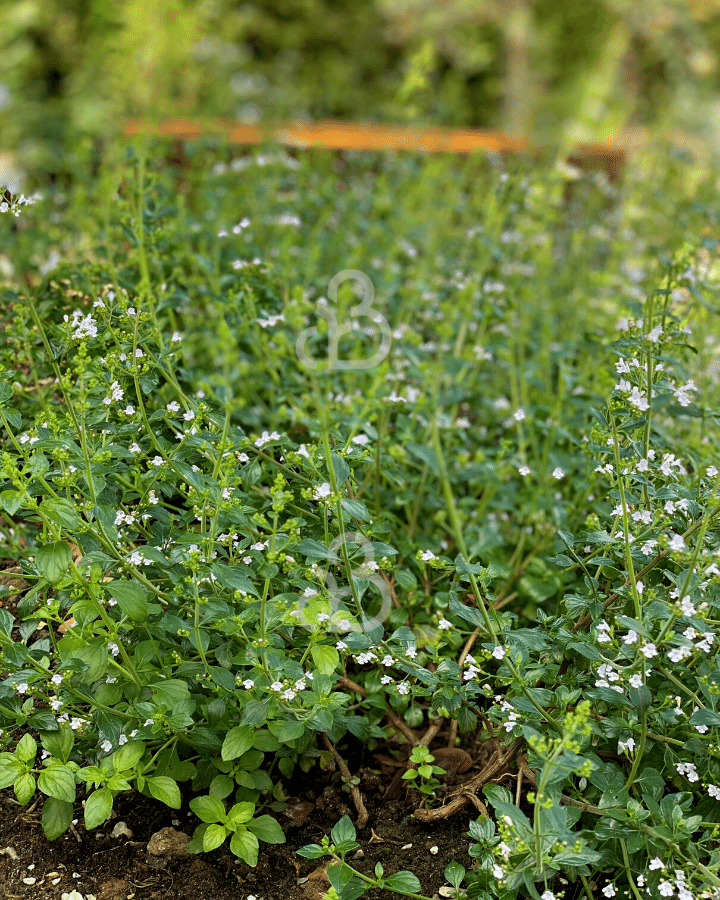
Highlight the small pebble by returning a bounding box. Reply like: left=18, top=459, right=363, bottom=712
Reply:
left=23, top=878, right=37, bottom=885
left=353, top=849, right=364, bottom=859
left=401, top=843, right=412, bottom=850
left=429, top=845, right=439, bottom=855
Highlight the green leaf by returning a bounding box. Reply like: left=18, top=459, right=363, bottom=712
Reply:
left=406, top=442, right=440, bottom=476
left=222, top=725, right=255, bottom=762
left=41, top=796, right=74, bottom=840
left=0, top=490, right=23, bottom=515
left=203, top=823, right=228, bottom=852
left=297, top=843, right=324, bottom=859
left=112, top=741, right=146, bottom=772
left=17, top=733, right=37, bottom=763
left=105, top=581, right=150, bottom=623
left=0, top=754, right=25, bottom=789
left=340, top=499, right=368, bottom=521
left=38, top=764, right=76, bottom=803
left=455, top=554, right=486, bottom=577
left=15, top=772, right=36, bottom=805
left=247, top=814, right=286, bottom=844
left=146, top=776, right=181, bottom=808
left=85, top=788, right=113, bottom=829
left=42, top=498, right=81, bottom=530
left=295, top=539, right=332, bottom=560
left=0, top=383, right=13, bottom=403
left=150, top=678, right=190, bottom=707
left=331, top=814, right=356, bottom=846
left=230, top=829, right=259, bottom=866
left=385, top=872, right=422, bottom=892
left=40, top=727, right=74, bottom=763
left=310, top=643, right=339, bottom=675
left=690, top=708, right=720, bottom=728
left=636, top=767, right=664, bottom=800
left=268, top=718, right=305, bottom=743
left=330, top=452, right=350, bottom=486
left=448, top=596, right=486, bottom=629
left=190, top=794, right=227, bottom=824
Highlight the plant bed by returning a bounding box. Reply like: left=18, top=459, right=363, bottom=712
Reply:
left=1, top=144, right=720, bottom=900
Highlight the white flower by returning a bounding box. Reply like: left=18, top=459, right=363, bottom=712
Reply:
left=680, top=596, right=696, bottom=616
left=518, top=466, right=531, bottom=476
left=397, top=682, right=410, bottom=695
left=492, top=645, right=506, bottom=660
left=623, top=630, right=638, bottom=645
left=171, top=331, right=182, bottom=342
left=313, top=483, right=332, bottom=500
left=707, top=465, right=718, bottom=478
left=183, top=410, right=195, bottom=421
left=438, top=618, right=452, bottom=630
left=668, top=533, right=686, bottom=552
left=242, top=679, right=254, bottom=690
left=657, top=881, right=674, bottom=897
left=270, top=681, right=284, bottom=691
left=492, top=864, right=504, bottom=879
left=552, top=467, right=565, bottom=479
left=255, top=430, right=281, bottom=448
left=708, top=784, right=720, bottom=799
left=513, top=408, right=525, bottom=421
left=101, top=740, right=113, bottom=753
left=648, top=857, right=664, bottom=870
left=421, top=549, right=436, bottom=561
left=166, top=401, right=180, bottom=413
left=618, top=738, right=635, bottom=754
left=602, top=885, right=616, bottom=898
left=640, top=642, right=658, bottom=659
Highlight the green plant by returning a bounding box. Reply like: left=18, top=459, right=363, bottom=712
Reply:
left=401, top=745, right=447, bottom=799
left=1, top=142, right=720, bottom=898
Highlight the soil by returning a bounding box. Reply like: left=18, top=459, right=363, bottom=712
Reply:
left=0, top=737, right=489, bottom=900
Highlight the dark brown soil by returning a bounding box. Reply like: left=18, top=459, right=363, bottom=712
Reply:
left=0, top=746, right=486, bottom=900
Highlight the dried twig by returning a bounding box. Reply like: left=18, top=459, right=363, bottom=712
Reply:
left=321, top=733, right=368, bottom=828
left=413, top=737, right=524, bottom=822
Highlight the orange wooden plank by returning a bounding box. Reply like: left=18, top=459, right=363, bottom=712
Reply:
left=123, top=117, right=625, bottom=158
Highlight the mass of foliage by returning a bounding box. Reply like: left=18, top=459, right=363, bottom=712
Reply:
left=0, top=141, right=720, bottom=899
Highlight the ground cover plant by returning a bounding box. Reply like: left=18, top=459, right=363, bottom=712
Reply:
left=0, top=142, right=719, bottom=899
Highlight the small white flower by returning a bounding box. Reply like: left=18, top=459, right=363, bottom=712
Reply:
left=242, top=679, right=254, bottom=690
left=100, top=740, right=113, bottom=753
left=397, top=682, right=410, bottom=695
left=648, top=857, right=664, bottom=870
left=438, top=618, right=452, bottom=630
left=492, top=645, right=506, bottom=660
left=602, top=886, right=616, bottom=898
left=313, top=482, right=332, bottom=500
left=640, top=642, right=658, bottom=659
left=421, top=549, right=436, bottom=561
left=518, top=465, right=531, bottom=476
left=552, top=467, right=565, bottom=479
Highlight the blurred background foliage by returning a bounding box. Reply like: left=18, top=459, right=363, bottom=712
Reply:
left=2, top=0, right=720, bottom=180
